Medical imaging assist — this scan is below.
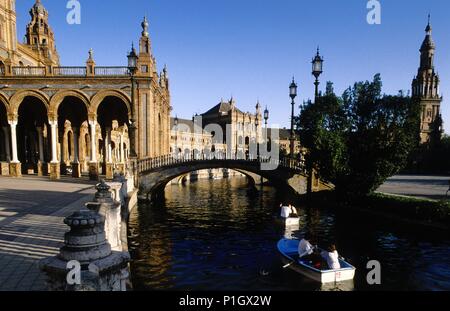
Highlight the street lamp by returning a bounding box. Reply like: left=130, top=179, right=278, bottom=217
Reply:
left=312, top=47, right=324, bottom=100
left=127, top=43, right=138, bottom=158
left=174, top=115, right=179, bottom=158
left=289, top=78, right=297, bottom=159
left=255, top=117, right=260, bottom=158
left=264, top=106, right=269, bottom=128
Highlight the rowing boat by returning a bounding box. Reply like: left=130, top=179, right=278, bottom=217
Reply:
left=277, top=238, right=356, bottom=284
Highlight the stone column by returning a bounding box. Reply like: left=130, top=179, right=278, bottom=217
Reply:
left=36, top=127, right=45, bottom=176
left=0, top=127, right=9, bottom=176
left=88, top=120, right=99, bottom=181
left=71, top=127, right=81, bottom=178
left=49, top=121, right=60, bottom=180
left=105, top=127, right=114, bottom=180
left=8, top=120, right=21, bottom=177
left=2, top=126, right=10, bottom=162
left=116, top=133, right=125, bottom=174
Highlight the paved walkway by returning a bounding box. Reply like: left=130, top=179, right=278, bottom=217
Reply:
left=378, top=175, right=450, bottom=201
left=0, top=176, right=96, bottom=291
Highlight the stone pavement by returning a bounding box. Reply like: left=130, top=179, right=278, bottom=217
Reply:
left=0, top=176, right=96, bottom=291
left=378, top=175, right=450, bottom=201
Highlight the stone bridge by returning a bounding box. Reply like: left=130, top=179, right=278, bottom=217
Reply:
left=136, top=155, right=313, bottom=200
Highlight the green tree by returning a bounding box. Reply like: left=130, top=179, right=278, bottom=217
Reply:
left=297, top=74, right=420, bottom=199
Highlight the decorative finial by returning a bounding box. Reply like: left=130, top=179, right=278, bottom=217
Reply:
left=88, top=48, right=93, bottom=60
left=426, top=14, right=432, bottom=34
left=141, top=16, right=149, bottom=37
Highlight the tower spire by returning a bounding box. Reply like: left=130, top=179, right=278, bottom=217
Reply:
left=412, top=15, right=443, bottom=144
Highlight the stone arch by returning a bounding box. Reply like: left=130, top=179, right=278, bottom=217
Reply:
left=0, top=92, right=10, bottom=117
left=10, top=90, right=50, bottom=118
left=90, top=90, right=132, bottom=119
left=49, top=90, right=90, bottom=118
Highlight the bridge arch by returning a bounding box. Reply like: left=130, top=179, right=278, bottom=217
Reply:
left=138, top=159, right=308, bottom=200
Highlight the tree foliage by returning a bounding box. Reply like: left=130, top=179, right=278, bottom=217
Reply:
left=297, top=74, right=420, bottom=199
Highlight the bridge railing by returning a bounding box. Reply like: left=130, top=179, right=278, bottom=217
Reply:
left=137, top=153, right=305, bottom=174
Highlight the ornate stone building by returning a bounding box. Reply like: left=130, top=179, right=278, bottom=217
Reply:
left=0, top=0, right=171, bottom=179
left=412, top=17, right=443, bottom=144
left=200, top=97, right=262, bottom=159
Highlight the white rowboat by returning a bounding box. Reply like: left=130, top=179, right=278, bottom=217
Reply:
left=277, top=238, right=356, bottom=284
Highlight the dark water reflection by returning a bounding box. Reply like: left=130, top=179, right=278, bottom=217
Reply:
left=128, top=177, right=450, bottom=291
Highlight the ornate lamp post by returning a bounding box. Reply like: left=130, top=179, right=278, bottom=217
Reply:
left=263, top=106, right=269, bottom=155
left=312, top=47, right=324, bottom=100
left=127, top=43, right=138, bottom=158
left=264, top=106, right=269, bottom=129
left=289, top=78, right=298, bottom=159
left=255, top=117, right=260, bottom=158
left=174, top=115, right=179, bottom=158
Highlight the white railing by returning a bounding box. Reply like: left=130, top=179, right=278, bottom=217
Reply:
left=94, top=67, right=129, bottom=76
left=12, top=67, right=46, bottom=76
left=137, top=154, right=305, bottom=174
left=53, top=67, right=87, bottom=76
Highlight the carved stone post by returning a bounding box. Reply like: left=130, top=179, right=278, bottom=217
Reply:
left=40, top=210, right=130, bottom=291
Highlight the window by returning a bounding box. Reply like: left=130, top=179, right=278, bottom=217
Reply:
left=141, top=65, right=148, bottom=73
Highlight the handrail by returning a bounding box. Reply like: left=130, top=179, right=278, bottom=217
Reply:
left=136, top=153, right=306, bottom=175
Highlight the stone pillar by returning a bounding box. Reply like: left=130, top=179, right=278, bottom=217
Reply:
left=49, top=121, right=60, bottom=180
left=105, top=127, right=114, bottom=180
left=39, top=210, right=130, bottom=291
left=71, top=127, right=81, bottom=178
left=8, top=120, right=21, bottom=177
left=2, top=126, right=11, bottom=162
left=115, top=133, right=125, bottom=174
left=36, top=127, right=45, bottom=176
left=86, top=180, right=122, bottom=251
left=89, top=120, right=99, bottom=181
left=119, top=134, right=125, bottom=163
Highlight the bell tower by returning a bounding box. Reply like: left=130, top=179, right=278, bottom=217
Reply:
left=412, top=16, right=443, bottom=144
left=24, top=0, right=59, bottom=66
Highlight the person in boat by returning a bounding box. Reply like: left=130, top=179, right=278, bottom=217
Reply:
left=321, top=244, right=341, bottom=270
left=289, top=204, right=298, bottom=217
left=298, top=233, right=315, bottom=258
left=280, top=203, right=291, bottom=219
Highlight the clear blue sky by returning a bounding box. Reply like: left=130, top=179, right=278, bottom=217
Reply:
left=17, top=0, right=450, bottom=133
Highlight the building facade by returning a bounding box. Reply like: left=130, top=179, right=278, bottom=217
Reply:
left=0, top=0, right=171, bottom=179
left=200, top=97, right=262, bottom=159
left=412, top=18, right=443, bottom=144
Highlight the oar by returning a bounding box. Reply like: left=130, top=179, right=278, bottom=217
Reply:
left=283, top=261, right=294, bottom=269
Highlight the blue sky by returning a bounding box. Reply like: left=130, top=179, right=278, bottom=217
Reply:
left=17, top=0, right=450, bottom=133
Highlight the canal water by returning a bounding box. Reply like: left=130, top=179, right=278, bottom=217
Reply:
left=128, top=177, right=450, bottom=291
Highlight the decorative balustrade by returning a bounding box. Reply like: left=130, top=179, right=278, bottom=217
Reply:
left=1, top=66, right=130, bottom=77
left=12, top=66, right=46, bottom=76
left=95, top=67, right=130, bottom=76
left=136, top=153, right=305, bottom=174
left=53, top=66, right=87, bottom=76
